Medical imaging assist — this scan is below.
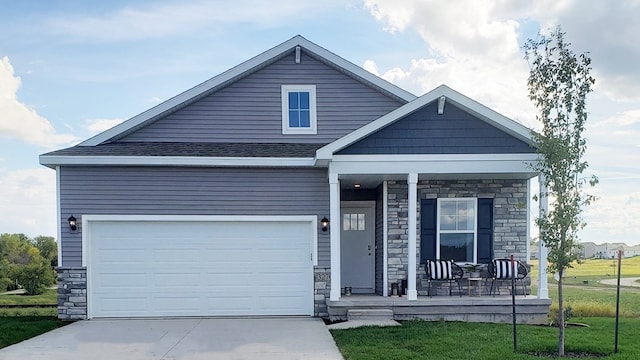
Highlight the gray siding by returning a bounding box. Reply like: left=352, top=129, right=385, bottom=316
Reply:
left=59, top=166, right=329, bottom=267
left=338, top=101, right=535, bottom=154
left=121, top=50, right=403, bottom=144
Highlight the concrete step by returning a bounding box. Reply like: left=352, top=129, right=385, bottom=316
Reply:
left=347, top=308, right=394, bottom=321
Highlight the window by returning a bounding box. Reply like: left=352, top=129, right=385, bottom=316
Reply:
left=343, top=213, right=365, bottom=231
left=420, top=198, right=493, bottom=264
left=438, top=198, right=477, bottom=263
left=282, top=85, right=317, bottom=134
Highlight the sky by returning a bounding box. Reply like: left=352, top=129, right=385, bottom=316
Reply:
left=0, top=0, right=638, bottom=245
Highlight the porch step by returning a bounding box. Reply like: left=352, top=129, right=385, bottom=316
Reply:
left=347, top=308, right=394, bottom=321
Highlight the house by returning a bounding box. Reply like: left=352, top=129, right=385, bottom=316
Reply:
left=40, top=35, right=551, bottom=322
left=581, top=242, right=639, bottom=259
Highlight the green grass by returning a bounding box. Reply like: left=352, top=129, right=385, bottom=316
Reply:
left=0, top=307, right=57, bottom=317
left=331, top=318, right=640, bottom=359
left=0, top=288, right=57, bottom=305
left=528, top=258, right=640, bottom=318
left=0, top=316, right=68, bottom=349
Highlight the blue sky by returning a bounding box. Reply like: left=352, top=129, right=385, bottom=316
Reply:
left=1, top=0, right=639, bottom=245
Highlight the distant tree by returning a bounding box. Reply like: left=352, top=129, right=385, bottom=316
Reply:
left=524, top=27, right=597, bottom=356
left=0, top=233, right=57, bottom=294
left=32, top=236, right=58, bottom=266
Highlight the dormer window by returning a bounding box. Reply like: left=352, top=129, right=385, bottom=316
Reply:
left=282, top=85, right=317, bottom=134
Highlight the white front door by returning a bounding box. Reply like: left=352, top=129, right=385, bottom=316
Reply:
left=340, top=203, right=375, bottom=293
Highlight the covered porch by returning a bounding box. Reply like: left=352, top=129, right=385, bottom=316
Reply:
left=316, top=87, right=552, bottom=323
left=325, top=169, right=552, bottom=324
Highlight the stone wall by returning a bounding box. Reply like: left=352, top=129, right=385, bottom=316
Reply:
left=386, top=179, right=530, bottom=296
left=314, top=267, right=330, bottom=317
left=56, top=266, right=87, bottom=320
left=386, top=184, right=409, bottom=292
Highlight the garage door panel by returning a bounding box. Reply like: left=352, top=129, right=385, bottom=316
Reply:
left=89, top=219, right=313, bottom=318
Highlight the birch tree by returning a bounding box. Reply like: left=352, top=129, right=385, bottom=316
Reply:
left=524, top=26, right=597, bottom=356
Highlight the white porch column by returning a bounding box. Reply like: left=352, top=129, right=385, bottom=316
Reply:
left=537, top=175, right=549, bottom=299
left=329, top=173, right=342, bottom=301
left=407, top=173, right=418, bottom=300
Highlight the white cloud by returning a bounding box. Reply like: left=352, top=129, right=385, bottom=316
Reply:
left=362, top=59, right=380, bottom=76
left=0, top=168, right=56, bottom=238
left=0, top=56, right=78, bottom=148
left=363, top=0, right=537, bottom=127
left=591, top=109, right=640, bottom=129
left=45, top=0, right=344, bottom=43
left=584, top=189, right=640, bottom=240
left=85, top=118, right=125, bottom=135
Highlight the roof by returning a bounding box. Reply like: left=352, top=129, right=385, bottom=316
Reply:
left=43, top=142, right=323, bottom=158
left=39, top=142, right=322, bottom=168
left=79, top=35, right=417, bottom=147
left=316, top=85, right=535, bottom=162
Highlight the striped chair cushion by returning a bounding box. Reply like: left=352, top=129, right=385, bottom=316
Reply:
left=494, top=259, right=515, bottom=279
left=427, top=260, right=453, bottom=280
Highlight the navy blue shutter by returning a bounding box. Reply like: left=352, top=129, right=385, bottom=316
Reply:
left=420, top=199, right=437, bottom=263
left=477, top=198, right=494, bottom=264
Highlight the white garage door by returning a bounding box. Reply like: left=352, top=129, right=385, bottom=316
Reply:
left=86, top=217, right=314, bottom=318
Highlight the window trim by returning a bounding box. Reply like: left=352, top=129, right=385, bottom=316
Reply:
left=436, top=198, right=478, bottom=263
left=281, top=85, right=317, bottom=134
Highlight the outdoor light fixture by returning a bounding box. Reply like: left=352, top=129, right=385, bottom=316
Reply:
left=68, top=215, right=77, bottom=231
left=321, top=217, right=329, bottom=232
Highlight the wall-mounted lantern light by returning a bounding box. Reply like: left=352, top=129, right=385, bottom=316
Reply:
left=68, top=215, right=77, bottom=231
left=321, top=217, right=329, bottom=232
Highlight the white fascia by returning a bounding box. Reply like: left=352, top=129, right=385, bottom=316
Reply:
left=40, top=156, right=316, bottom=168
left=56, top=166, right=62, bottom=267
left=329, top=154, right=540, bottom=176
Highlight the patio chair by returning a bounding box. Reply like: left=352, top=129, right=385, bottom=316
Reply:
left=425, top=259, right=463, bottom=297
left=488, top=258, right=528, bottom=296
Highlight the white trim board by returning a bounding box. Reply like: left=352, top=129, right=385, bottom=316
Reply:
left=328, top=153, right=539, bottom=177
left=55, top=166, right=62, bottom=267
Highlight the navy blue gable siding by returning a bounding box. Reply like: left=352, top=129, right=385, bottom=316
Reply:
left=120, top=51, right=403, bottom=144
left=337, top=101, right=534, bottom=154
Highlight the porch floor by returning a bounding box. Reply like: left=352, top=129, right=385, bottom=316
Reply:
left=326, top=294, right=551, bottom=324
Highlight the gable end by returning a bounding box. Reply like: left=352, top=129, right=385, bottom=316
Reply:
left=337, top=100, right=535, bottom=155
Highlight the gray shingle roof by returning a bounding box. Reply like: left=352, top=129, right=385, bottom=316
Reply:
left=42, top=142, right=324, bottom=158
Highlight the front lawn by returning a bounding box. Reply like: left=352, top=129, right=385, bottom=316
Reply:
left=0, top=316, right=68, bottom=349
left=331, top=317, right=639, bottom=359
left=0, top=288, right=57, bottom=305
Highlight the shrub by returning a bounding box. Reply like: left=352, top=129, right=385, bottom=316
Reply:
left=13, top=260, right=55, bottom=295
left=0, top=277, right=12, bottom=292
left=548, top=304, right=573, bottom=326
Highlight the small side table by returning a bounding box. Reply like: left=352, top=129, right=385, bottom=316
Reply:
left=468, top=277, right=483, bottom=296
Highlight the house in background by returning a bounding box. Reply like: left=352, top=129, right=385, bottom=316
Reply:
left=40, top=36, right=551, bottom=323
left=581, top=242, right=640, bottom=259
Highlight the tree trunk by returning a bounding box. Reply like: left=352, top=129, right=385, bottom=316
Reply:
left=558, top=269, right=565, bottom=356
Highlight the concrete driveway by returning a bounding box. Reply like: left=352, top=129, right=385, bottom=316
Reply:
left=0, top=317, right=344, bottom=360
